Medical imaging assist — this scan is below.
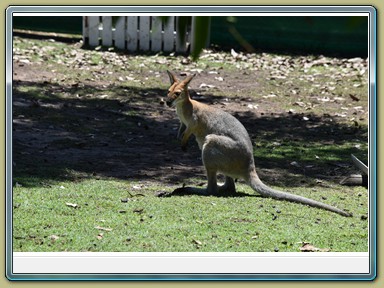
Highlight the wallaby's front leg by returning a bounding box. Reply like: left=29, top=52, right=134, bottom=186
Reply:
left=177, top=122, right=186, bottom=140
left=180, top=127, right=192, bottom=152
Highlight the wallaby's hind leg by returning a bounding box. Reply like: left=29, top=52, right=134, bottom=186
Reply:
left=202, top=134, right=248, bottom=195
left=206, top=169, right=218, bottom=195
left=218, top=176, right=236, bottom=194
left=163, top=134, right=243, bottom=198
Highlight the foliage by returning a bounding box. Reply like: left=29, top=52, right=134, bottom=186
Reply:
left=159, top=16, right=210, bottom=60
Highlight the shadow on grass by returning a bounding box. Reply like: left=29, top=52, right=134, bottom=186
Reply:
left=12, top=79, right=368, bottom=189
left=156, top=185, right=263, bottom=198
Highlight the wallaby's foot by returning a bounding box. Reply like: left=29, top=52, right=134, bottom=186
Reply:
left=217, top=176, right=236, bottom=195
left=157, top=177, right=236, bottom=198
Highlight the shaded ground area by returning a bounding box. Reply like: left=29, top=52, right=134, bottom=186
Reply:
left=12, top=37, right=368, bottom=190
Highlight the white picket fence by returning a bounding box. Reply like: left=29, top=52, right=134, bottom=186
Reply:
left=82, top=16, right=204, bottom=53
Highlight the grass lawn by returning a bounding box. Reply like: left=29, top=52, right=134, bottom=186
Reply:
left=13, top=178, right=368, bottom=252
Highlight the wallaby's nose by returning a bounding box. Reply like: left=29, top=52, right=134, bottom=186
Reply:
left=166, top=99, right=173, bottom=107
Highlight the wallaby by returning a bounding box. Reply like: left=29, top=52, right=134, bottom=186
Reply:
left=165, top=71, right=352, bottom=217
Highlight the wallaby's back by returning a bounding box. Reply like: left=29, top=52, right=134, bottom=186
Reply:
left=190, top=100, right=253, bottom=150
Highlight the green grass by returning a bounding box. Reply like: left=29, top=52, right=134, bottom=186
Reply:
left=254, top=139, right=368, bottom=164
left=13, top=177, right=368, bottom=252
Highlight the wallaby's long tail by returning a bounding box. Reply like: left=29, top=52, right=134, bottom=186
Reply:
left=249, top=171, right=352, bottom=217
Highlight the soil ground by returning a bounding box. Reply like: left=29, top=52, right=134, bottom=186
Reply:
left=12, top=36, right=369, bottom=190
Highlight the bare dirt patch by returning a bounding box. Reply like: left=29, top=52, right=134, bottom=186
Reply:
left=12, top=37, right=368, bottom=189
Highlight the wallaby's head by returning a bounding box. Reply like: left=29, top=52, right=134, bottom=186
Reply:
left=166, top=71, right=195, bottom=107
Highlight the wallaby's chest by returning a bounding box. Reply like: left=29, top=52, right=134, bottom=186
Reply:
left=176, top=105, right=198, bottom=127
left=176, top=106, right=188, bottom=124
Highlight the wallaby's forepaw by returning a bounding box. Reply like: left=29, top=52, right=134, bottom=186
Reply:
left=177, top=126, right=186, bottom=140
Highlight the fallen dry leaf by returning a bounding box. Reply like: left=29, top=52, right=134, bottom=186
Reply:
left=293, top=101, right=306, bottom=107
left=94, top=226, right=113, bottom=232
left=230, top=48, right=239, bottom=59
left=65, top=202, right=78, bottom=208
left=199, top=83, right=216, bottom=89
left=133, top=208, right=144, bottom=214
left=247, top=104, right=258, bottom=110
left=49, top=235, right=60, bottom=242
left=262, top=94, right=277, bottom=99
left=299, top=242, right=330, bottom=252
left=192, top=239, right=203, bottom=246
left=290, top=161, right=301, bottom=168
left=349, top=94, right=360, bottom=101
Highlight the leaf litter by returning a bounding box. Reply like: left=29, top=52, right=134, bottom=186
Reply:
left=299, top=242, right=331, bottom=252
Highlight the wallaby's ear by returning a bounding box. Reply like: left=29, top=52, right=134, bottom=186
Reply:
left=181, top=74, right=196, bottom=86
left=167, top=70, right=178, bottom=85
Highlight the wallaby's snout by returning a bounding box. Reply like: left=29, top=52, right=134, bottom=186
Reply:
left=166, top=91, right=179, bottom=107
left=166, top=98, right=174, bottom=107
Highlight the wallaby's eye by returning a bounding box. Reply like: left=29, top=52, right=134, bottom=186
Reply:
left=174, top=91, right=181, bottom=97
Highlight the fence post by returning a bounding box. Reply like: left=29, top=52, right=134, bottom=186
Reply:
left=151, top=16, right=162, bottom=52
left=139, top=16, right=150, bottom=51
left=127, top=16, right=138, bottom=52
left=102, top=16, right=113, bottom=47
left=82, top=16, right=88, bottom=43
left=88, top=16, right=101, bottom=47
left=115, top=16, right=126, bottom=50
left=176, top=16, right=188, bottom=53
left=163, top=16, right=175, bottom=52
